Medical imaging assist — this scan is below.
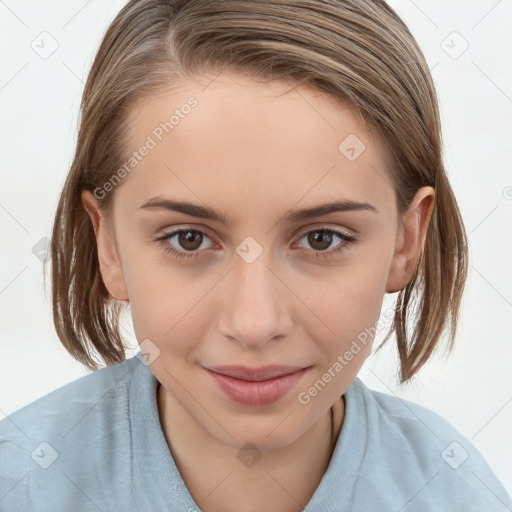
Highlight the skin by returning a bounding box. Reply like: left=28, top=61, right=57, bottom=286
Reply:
left=81, top=72, right=434, bottom=512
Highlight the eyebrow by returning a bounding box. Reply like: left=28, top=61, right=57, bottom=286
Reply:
left=137, top=197, right=378, bottom=225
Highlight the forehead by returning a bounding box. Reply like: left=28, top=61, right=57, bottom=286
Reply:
left=116, top=73, right=395, bottom=219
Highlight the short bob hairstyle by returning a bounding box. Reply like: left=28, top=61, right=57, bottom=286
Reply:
left=47, top=0, right=468, bottom=383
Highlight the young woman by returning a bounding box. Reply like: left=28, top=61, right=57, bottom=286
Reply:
left=1, top=1, right=510, bottom=510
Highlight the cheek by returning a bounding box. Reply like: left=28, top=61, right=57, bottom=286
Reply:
left=303, top=255, right=390, bottom=329
left=125, top=255, right=217, bottom=356
left=295, top=253, right=391, bottom=374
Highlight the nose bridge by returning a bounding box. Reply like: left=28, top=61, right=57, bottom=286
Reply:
left=219, top=239, right=292, bottom=346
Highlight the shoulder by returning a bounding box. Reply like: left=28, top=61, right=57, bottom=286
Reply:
left=0, top=356, right=138, bottom=441
left=0, top=356, right=140, bottom=507
left=348, top=378, right=512, bottom=511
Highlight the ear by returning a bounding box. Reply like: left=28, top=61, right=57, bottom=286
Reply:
left=81, top=190, right=129, bottom=302
left=386, top=186, right=435, bottom=293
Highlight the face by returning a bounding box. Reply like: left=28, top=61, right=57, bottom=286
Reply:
left=82, top=72, right=433, bottom=451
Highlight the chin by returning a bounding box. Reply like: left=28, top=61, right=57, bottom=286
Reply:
left=206, top=415, right=307, bottom=452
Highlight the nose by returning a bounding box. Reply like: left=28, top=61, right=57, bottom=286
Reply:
left=218, top=247, right=294, bottom=350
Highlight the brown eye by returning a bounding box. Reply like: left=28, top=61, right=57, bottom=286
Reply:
left=176, top=230, right=204, bottom=251
left=156, top=228, right=213, bottom=260
left=307, top=230, right=336, bottom=251
left=296, top=228, right=356, bottom=259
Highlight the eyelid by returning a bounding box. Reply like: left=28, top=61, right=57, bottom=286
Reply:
left=295, top=223, right=356, bottom=239
left=158, top=224, right=216, bottom=239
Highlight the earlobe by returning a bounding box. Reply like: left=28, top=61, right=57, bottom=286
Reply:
left=80, top=190, right=129, bottom=302
left=385, top=186, right=435, bottom=293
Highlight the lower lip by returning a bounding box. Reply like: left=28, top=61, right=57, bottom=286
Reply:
left=205, top=368, right=309, bottom=406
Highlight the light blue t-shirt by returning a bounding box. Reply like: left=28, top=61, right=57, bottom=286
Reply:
left=1, top=355, right=511, bottom=511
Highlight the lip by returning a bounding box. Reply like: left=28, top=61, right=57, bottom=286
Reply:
left=206, top=365, right=307, bottom=381
left=204, top=365, right=310, bottom=406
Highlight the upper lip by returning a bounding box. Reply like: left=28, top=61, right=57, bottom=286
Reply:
left=205, top=365, right=308, bottom=382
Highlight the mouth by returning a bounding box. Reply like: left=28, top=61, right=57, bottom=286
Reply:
left=204, top=365, right=311, bottom=406
left=205, top=365, right=308, bottom=381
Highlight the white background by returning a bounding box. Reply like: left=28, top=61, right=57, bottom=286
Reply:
left=1, top=0, right=511, bottom=497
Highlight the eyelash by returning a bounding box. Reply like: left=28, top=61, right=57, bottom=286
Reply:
left=156, top=227, right=356, bottom=261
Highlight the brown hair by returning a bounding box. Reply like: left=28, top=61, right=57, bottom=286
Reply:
left=47, top=0, right=468, bottom=383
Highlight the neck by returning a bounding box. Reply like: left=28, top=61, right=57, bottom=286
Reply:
left=157, top=383, right=345, bottom=512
